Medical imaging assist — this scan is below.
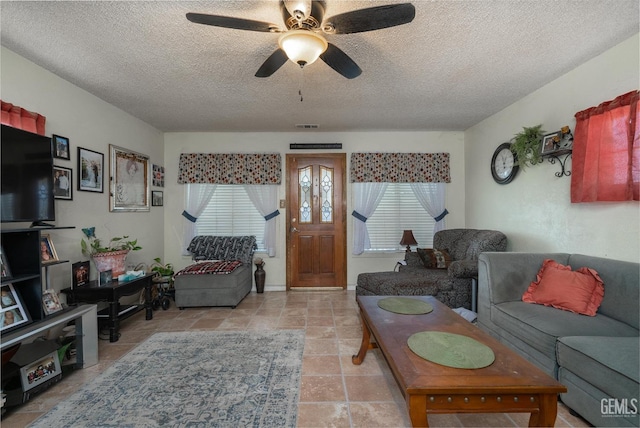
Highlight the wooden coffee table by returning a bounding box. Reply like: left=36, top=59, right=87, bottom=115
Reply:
left=352, top=296, right=566, bottom=427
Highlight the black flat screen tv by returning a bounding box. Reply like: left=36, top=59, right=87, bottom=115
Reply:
left=1, top=124, right=55, bottom=226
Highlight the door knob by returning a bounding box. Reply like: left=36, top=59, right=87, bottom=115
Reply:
left=290, top=227, right=299, bottom=233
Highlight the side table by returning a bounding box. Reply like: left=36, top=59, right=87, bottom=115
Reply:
left=62, top=274, right=154, bottom=342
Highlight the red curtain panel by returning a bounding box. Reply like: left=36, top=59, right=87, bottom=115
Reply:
left=0, top=100, right=46, bottom=135
left=571, top=90, right=639, bottom=202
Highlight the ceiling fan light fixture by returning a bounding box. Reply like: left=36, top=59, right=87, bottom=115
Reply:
left=278, top=30, right=328, bottom=67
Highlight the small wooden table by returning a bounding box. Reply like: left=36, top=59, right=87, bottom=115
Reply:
left=353, top=296, right=566, bottom=427
left=62, top=274, right=154, bottom=342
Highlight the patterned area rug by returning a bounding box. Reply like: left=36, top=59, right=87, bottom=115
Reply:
left=30, top=330, right=305, bottom=427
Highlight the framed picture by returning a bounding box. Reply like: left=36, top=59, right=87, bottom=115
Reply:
left=0, top=283, right=31, bottom=332
left=40, top=234, right=59, bottom=264
left=78, top=147, right=104, bottom=193
left=52, top=134, right=70, bottom=160
left=53, top=165, right=73, bottom=200
left=20, top=350, right=62, bottom=392
left=541, top=132, right=561, bottom=155
left=72, top=261, right=90, bottom=288
left=152, top=191, right=164, bottom=207
left=1, top=245, right=11, bottom=280
left=110, top=145, right=150, bottom=212
left=152, top=164, right=165, bottom=187
left=99, top=269, right=113, bottom=286
left=42, top=289, right=63, bottom=315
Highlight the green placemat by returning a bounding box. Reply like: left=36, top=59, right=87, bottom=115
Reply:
left=377, top=297, right=433, bottom=315
left=408, top=331, right=495, bottom=369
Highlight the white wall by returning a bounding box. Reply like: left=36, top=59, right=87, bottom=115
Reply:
left=1, top=47, right=165, bottom=294
left=465, top=34, right=640, bottom=262
left=163, top=131, right=466, bottom=289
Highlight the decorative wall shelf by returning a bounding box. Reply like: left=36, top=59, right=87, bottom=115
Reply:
left=542, top=149, right=572, bottom=177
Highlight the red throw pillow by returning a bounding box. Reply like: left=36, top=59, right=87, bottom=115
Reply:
left=522, top=259, right=604, bottom=316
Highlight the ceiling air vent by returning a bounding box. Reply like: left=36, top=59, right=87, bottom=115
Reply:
left=295, top=124, right=320, bottom=129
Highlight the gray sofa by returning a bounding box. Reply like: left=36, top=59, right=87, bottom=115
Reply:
left=478, top=252, right=639, bottom=427
left=356, top=229, right=507, bottom=310
left=174, top=236, right=257, bottom=309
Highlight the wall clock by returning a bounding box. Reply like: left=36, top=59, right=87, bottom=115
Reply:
left=491, top=142, right=519, bottom=184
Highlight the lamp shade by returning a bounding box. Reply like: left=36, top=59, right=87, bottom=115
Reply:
left=400, top=230, right=418, bottom=251
left=278, top=30, right=328, bottom=67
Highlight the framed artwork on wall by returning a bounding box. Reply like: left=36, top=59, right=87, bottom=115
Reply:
left=110, top=145, right=150, bottom=212
left=53, top=165, right=73, bottom=200
left=52, top=134, right=70, bottom=160
left=152, top=164, right=164, bottom=187
left=78, top=147, right=104, bottom=193
left=152, top=191, right=163, bottom=206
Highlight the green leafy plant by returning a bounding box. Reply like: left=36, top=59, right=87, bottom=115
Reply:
left=510, top=125, right=545, bottom=169
left=81, top=227, right=142, bottom=257
left=150, top=257, right=174, bottom=277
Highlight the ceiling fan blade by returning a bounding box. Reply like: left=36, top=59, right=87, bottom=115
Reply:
left=325, top=3, right=415, bottom=34
left=186, top=13, right=280, bottom=33
left=320, top=43, right=362, bottom=79
left=255, top=49, right=289, bottom=77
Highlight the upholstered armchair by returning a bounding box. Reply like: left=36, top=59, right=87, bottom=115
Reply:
left=356, top=229, right=507, bottom=310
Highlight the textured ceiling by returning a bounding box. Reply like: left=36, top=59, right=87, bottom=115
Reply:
left=1, top=1, right=638, bottom=132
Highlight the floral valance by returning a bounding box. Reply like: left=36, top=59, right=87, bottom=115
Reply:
left=178, top=153, right=281, bottom=185
left=350, top=152, right=450, bottom=183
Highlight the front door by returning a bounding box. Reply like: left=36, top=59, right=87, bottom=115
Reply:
left=286, top=154, right=346, bottom=289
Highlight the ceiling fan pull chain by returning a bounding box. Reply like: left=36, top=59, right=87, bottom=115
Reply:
left=299, top=67, right=305, bottom=102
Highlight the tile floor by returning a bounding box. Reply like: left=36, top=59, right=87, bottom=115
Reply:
left=2, top=290, right=590, bottom=427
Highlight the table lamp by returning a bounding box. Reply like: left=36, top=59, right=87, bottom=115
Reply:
left=399, top=230, right=418, bottom=252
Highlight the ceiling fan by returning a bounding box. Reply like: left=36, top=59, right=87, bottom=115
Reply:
left=186, top=0, right=415, bottom=79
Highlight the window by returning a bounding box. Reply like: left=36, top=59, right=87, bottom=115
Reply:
left=195, top=185, right=266, bottom=250
left=365, top=183, right=435, bottom=251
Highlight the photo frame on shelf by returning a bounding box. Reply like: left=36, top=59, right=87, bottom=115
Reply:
left=72, top=261, right=90, bottom=288
left=20, top=350, right=62, bottom=392
left=152, top=191, right=164, bottom=207
left=152, top=164, right=165, bottom=187
left=53, top=165, right=73, bottom=200
left=42, top=289, right=63, bottom=315
left=541, top=132, right=561, bottom=155
left=40, top=234, right=59, bottom=264
left=0, top=283, right=31, bottom=332
left=99, top=269, right=113, bottom=286
left=1, top=245, right=11, bottom=280
left=110, top=145, right=150, bottom=212
left=52, top=134, right=70, bottom=160
left=78, top=147, right=104, bottom=193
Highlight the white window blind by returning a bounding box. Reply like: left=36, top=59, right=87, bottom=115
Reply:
left=195, top=185, right=265, bottom=251
left=365, top=183, right=435, bottom=251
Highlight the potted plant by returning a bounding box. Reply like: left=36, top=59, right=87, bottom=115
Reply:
left=80, top=227, right=141, bottom=276
left=150, top=257, right=174, bottom=282
left=510, top=125, right=545, bottom=169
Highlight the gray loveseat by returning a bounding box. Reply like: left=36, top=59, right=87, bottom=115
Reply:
left=478, top=252, right=639, bottom=427
left=174, top=236, right=257, bottom=309
left=356, top=229, right=507, bottom=310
